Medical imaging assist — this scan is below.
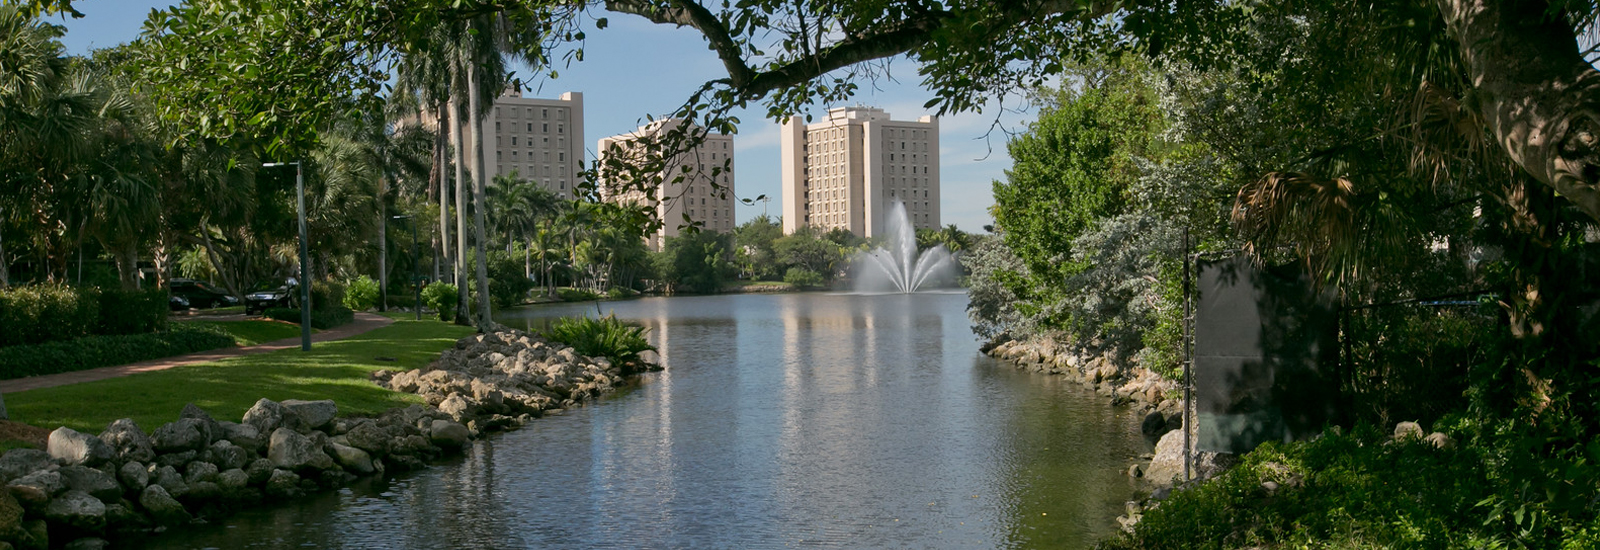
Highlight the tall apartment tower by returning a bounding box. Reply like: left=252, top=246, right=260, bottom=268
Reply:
left=472, top=90, right=585, bottom=199
left=779, top=107, right=940, bottom=238
left=597, top=119, right=736, bottom=250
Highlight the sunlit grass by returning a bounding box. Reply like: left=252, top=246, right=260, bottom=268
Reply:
left=187, top=319, right=305, bottom=346
left=7, top=319, right=474, bottom=434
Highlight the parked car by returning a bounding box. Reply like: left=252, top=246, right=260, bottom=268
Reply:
left=168, top=294, right=191, bottom=311
left=245, top=279, right=298, bottom=315
left=167, top=278, right=241, bottom=309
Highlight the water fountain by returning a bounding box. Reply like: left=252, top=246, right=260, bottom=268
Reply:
left=853, top=199, right=960, bottom=293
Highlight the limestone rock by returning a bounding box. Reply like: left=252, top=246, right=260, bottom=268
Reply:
left=63, top=538, right=108, bottom=550
left=438, top=395, right=473, bottom=421
left=1393, top=421, right=1424, bottom=441
left=1145, top=430, right=1186, bottom=487
left=152, top=450, right=197, bottom=468
left=20, top=519, right=46, bottom=550
left=244, top=458, right=274, bottom=485
left=429, top=420, right=470, bottom=448
left=267, top=428, right=333, bottom=472
left=264, top=469, right=299, bottom=499
left=47, top=427, right=113, bottom=467
left=151, top=465, right=187, bottom=499
left=137, top=485, right=189, bottom=526
left=0, top=450, right=53, bottom=483
left=103, top=501, right=147, bottom=531
left=205, top=440, right=249, bottom=471
left=97, top=419, right=155, bottom=464
left=0, top=489, right=22, bottom=540
left=220, top=422, right=264, bottom=453
left=1424, top=432, right=1455, bottom=450
left=1140, top=411, right=1168, bottom=438
left=151, top=418, right=209, bottom=453
left=57, top=466, right=121, bottom=503
left=281, top=400, right=337, bottom=431
left=216, top=469, right=248, bottom=490
left=329, top=443, right=373, bottom=475
left=243, top=398, right=306, bottom=435
left=186, top=481, right=221, bottom=500
left=43, top=490, right=105, bottom=531
left=343, top=422, right=390, bottom=456
left=184, top=461, right=219, bottom=484
left=8, top=470, right=62, bottom=507
left=178, top=403, right=222, bottom=443
left=116, top=462, right=147, bottom=492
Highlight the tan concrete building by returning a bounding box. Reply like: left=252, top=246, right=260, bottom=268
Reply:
left=780, top=107, right=940, bottom=238
left=597, top=119, right=736, bottom=250
left=474, top=90, right=585, bottom=199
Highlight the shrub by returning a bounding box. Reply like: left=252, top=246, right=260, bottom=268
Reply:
left=486, top=251, right=534, bottom=309
left=557, top=288, right=600, bottom=302
left=0, top=323, right=236, bottom=380
left=605, top=287, right=637, bottom=300
left=783, top=267, right=824, bottom=289
left=95, top=288, right=169, bottom=336
left=310, top=281, right=345, bottom=312
left=263, top=307, right=355, bottom=329
left=0, top=284, right=101, bottom=347
left=542, top=314, right=656, bottom=369
left=343, top=275, right=380, bottom=311
left=421, top=282, right=458, bottom=322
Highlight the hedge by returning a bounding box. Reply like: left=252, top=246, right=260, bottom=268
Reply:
left=263, top=307, right=355, bottom=329
left=0, top=285, right=169, bottom=347
left=0, top=323, right=236, bottom=380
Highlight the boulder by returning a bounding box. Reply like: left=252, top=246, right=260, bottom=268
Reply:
left=116, top=462, right=147, bottom=492
left=96, top=419, right=155, bottom=464
left=0, top=489, right=22, bottom=540
left=328, top=443, right=373, bottom=475
left=102, top=501, right=147, bottom=531
left=244, top=459, right=274, bottom=486
left=429, top=420, right=470, bottom=448
left=438, top=395, right=474, bottom=421
left=216, top=469, right=248, bottom=490
left=47, top=428, right=113, bottom=467
left=281, top=400, right=337, bottom=431
left=63, top=538, right=108, bottom=550
left=242, top=399, right=294, bottom=435
left=183, top=461, right=219, bottom=484
left=1393, top=421, right=1425, bottom=441
left=267, top=428, right=334, bottom=472
left=178, top=403, right=222, bottom=442
left=150, top=466, right=187, bottom=498
left=56, top=466, right=121, bottom=503
left=220, top=422, right=264, bottom=453
left=43, top=490, right=105, bottom=531
left=151, top=418, right=210, bottom=453
left=1424, top=432, right=1455, bottom=450
left=7, top=470, right=62, bottom=507
left=205, top=440, right=249, bottom=471
left=1140, top=411, right=1168, bottom=438
left=263, top=469, right=299, bottom=499
left=185, top=481, right=221, bottom=500
left=137, top=485, right=189, bottom=526
left=152, top=451, right=198, bottom=469
left=343, top=422, right=390, bottom=455
left=1144, top=430, right=1186, bottom=487
left=20, top=519, right=46, bottom=550
left=0, top=450, right=53, bottom=483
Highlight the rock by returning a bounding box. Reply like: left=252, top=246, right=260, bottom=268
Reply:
left=153, top=418, right=212, bottom=453
left=438, top=395, right=474, bottom=421
left=1145, top=430, right=1186, bottom=487
left=184, top=461, right=219, bottom=484
left=216, top=469, right=248, bottom=490
left=153, top=450, right=198, bottom=469
left=43, top=490, right=105, bottom=531
left=328, top=443, right=373, bottom=475
left=64, top=538, right=108, bottom=550
left=97, top=419, right=155, bottom=463
left=57, top=466, right=121, bottom=503
left=116, top=462, right=147, bottom=492
left=1128, top=464, right=1144, bottom=478
left=244, top=459, right=274, bottom=486
left=8, top=470, right=63, bottom=507
left=0, top=450, right=54, bottom=483
left=1424, top=432, right=1455, bottom=450
left=186, top=480, right=221, bottom=500
left=179, top=403, right=222, bottom=442
left=242, top=398, right=305, bottom=435
left=151, top=465, right=187, bottom=498
left=205, top=440, right=249, bottom=471
left=102, top=501, right=146, bottom=531
left=281, top=400, right=338, bottom=431
left=220, top=421, right=264, bottom=453
left=137, top=485, right=189, bottom=526
left=20, top=519, right=46, bottom=550
left=267, top=428, right=334, bottom=472
left=264, top=469, right=300, bottom=498
left=429, top=420, right=470, bottom=448
left=47, top=427, right=113, bottom=466
left=0, top=489, right=22, bottom=540
left=343, top=422, right=389, bottom=456
left=1394, top=421, right=1424, bottom=441
left=1140, top=411, right=1168, bottom=437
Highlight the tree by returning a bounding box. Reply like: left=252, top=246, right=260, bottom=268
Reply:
left=654, top=229, right=734, bottom=294
left=733, top=214, right=782, bottom=280
left=773, top=228, right=844, bottom=280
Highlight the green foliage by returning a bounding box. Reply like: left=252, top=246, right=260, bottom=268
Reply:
left=0, top=284, right=100, bottom=347
left=541, top=315, right=656, bottom=369
left=309, top=280, right=345, bottom=312
left=783, top=267, right=824, bottom=289
left=1345, top=307, right=1498, bottom=428
left=0, top=323, right=235, bottom=380
left=734, top=214, right=784, bottom=280
left=94, top=288, right=169, bottom=336
left=191, top=320, right=301, bottom=346
left=420, top=282, right=458, bottom=322
left=342, top=275, right=380, bottom=311
left=263, top=306, right=354, bottom=330
left=557, top=288, right=601, bottom=302
left=772, top=228, right=844, bottom=280
left=654, top=230, right=735, bottom=294
left=485, top=251, right=534, bottom=309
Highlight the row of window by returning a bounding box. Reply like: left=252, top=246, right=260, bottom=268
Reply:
left=496, top=121, right=566, bottom=134
left=494, top=106, right=567, bottom=121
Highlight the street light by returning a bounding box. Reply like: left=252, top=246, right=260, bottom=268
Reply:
left=263, top=161, right=312, bottom=352
left=392, top=215, right=420, bottom=321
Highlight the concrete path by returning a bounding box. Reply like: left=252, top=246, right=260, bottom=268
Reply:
left=0, top=313, right=395, bottom=394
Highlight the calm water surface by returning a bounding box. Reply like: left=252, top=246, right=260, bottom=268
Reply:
left=138, top=292, right=1148, bottom=549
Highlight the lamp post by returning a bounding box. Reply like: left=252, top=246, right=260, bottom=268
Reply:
left=393, top=215, right=420, bottom=321
left=263, top=161, right=312, bottom=351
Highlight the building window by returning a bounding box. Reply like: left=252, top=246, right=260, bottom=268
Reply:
left=496, top=151, right=502, bottom=160
left=542, top=109, right=548, bottom=119
left=559, top=152, right=565, bottom=162
left=527, top=123, right=532, bottom=132
left=511, top=137, right=517, bottom=146
left=557, top=124, right=564, bottom=134
left=542, top=123, right=548, bottom=132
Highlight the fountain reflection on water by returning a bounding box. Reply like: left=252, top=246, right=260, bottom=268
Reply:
left=853, top=199, right=960, bottom=293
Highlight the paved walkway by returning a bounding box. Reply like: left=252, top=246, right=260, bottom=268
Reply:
left=0, top=313, right=395, bottom=394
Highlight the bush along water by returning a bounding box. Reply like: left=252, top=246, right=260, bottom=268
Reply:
left=342, top=276, right=380, bottom=311
left=541, top=315, right=656, bottom=372
left=420, top=282, right=457, bottom=322
left=0, top=323, right=235, bottom=380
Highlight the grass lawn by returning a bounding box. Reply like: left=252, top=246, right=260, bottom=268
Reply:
left=6, top=318, right=474, bottom=435
left=190, top=319, right=307, bottom=346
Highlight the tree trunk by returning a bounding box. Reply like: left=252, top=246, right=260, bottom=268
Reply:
left=468, top=60, right=494, bottom=330
left=451, top=96, right=471, bottom=325
left=196, top=220, right=242, bottom=299
left=0, top=223, right=8, bottom=288
left=379, top=178, right=389, bottom=312
left=436, top=102, right=451, bottom=285
left=1436, top=0, right=1600, bottom=222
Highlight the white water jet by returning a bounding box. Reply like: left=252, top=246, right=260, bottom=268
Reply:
left=852, top=199, right=960, bottom=293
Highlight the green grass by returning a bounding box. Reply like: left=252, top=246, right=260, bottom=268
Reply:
left=6, top=318, right=474, bottom=434
left=188, top=320, right=306, bottom=346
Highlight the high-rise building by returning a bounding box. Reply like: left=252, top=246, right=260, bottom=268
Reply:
left=779, top=107, right=940, bottom=238
left=597, top=119, right=736, bottom=250
left=473, top=90, right=585, bottom=199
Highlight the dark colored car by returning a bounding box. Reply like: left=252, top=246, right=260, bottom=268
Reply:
left=167, top=278, right=240, bottom=309
left=168, top=295, right=191, bottom=311
left=244, top=279, right=298, bottom=315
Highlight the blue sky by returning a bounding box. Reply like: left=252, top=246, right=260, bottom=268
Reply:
left=53, top=2, right=1037, bottom=232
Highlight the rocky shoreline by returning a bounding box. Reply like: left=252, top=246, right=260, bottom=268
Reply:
left=0, top=327, right=642, bottom=549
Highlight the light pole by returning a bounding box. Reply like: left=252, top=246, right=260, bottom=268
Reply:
left=263, top=161, right=312, bottom=351
left=393, top=215, right=420, bottom=321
